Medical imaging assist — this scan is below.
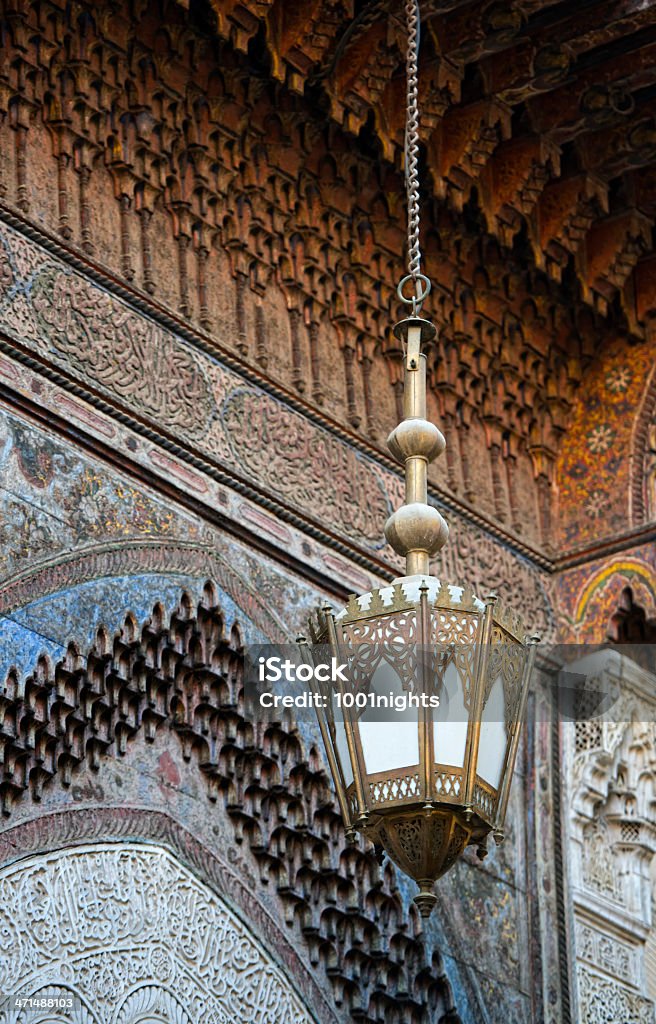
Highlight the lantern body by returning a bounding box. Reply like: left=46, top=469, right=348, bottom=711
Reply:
left=305, top=574, right=537, bottom=915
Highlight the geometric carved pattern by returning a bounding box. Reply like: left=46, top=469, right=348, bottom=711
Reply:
left=0, top=843, right=313, bottom=1024
left=621, top=821, right=642, bottom=844
left=577, top=965, right=655, bottom=1024
left=574, top=719, right=603, bottom=755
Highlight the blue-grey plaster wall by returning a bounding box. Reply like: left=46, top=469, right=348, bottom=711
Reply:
left=0, top=571, right=264, bottom=680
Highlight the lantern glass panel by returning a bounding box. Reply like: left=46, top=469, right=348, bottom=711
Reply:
left=433, top=660, right=468, bottom=769
left=477, top=672, right=507, bottom=789
left=359, top=661, right=421, bottom=773
left=360, top=719, right=419, bottom=773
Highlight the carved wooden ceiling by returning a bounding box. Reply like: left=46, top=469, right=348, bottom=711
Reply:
left=200, top=0, right=656, bottom=332
left=0, top=0, right=654, bottom=560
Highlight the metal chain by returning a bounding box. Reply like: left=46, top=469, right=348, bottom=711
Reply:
left=405, top=0, right=421, bottom=282
left=398, top=0, right=431, bottom=314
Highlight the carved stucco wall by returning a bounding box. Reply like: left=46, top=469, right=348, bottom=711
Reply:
left=2, top=205, right=654, bottom=1024
left=0, top=210, right=601, bottom=1023
left=0, top=571, right=558, bottom=1024
left=0, top=842, right=317, bottom=1024
left=561, top=651, right=656, bottom=1023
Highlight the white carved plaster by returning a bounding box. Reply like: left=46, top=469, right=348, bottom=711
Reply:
left=578, top=965, right=655, bottom=1024
left=561, top=650, right=656, bottom=1023
left=0, top=843, right=316, bottom=1024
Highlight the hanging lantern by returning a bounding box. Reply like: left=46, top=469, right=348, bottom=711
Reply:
left=298, top=317, right=539, bottom=917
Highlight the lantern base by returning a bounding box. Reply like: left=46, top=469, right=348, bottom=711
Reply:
left=361, top=806, right=478, bottom=918
left=413, top=884, right=439, bottom=918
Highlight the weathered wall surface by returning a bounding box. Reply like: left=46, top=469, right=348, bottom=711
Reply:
left=1, top=582, right=556, bottom=1024
left=0, top=215, right=556, bottom=1021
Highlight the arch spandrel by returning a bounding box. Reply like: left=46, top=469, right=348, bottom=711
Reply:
left=554, top=553, right=656, bottom=643
left=554, top=327, right=656, bottom=550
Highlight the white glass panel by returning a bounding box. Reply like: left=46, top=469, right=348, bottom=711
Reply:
left=433, top=660, right=468, bottom=768
left=359, top=661, right=419, bottom=774
left=360, top=721, right=419, bottom=774
left=477, top=673, right=507, bottom=789
left=333, top=719, right=354, bottom=786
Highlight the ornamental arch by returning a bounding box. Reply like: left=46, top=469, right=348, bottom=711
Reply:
left=0, top=842, right=318, bottom=1024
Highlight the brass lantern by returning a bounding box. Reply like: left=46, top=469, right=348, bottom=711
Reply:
left=298, top=318, right=539, bottom=917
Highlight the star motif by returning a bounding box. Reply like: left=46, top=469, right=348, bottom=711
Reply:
left=583, top=488, right=610, bottom=519
left=587, top=424, right=615, bottom=454
left=605, top=367, right=632, bottom=394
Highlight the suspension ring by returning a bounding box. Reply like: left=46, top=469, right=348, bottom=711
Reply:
left=397, top=272, right=431, bottom=311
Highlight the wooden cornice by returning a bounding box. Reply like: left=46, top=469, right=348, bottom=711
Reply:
left=194, top=0, right=656, bottom=332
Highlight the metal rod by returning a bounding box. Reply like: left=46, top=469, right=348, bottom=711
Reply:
left=297, top=634, right=356, bottom=841
left=495, top=635, right=540, bottom=830
left=463, top=595, right=497, bottom=814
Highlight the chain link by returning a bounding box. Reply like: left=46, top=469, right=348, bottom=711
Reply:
left=397, top=0, right=430, bottom=315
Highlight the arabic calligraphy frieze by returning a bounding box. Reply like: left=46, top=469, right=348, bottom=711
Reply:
left=0, top=221, right=396, bottom=548
left=220, top=387, right=391, bottom=545
left=0, top=843, right=315, bottom=1024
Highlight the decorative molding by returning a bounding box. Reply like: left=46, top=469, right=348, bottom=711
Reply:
left=0, top=539, right=288, bottom=641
